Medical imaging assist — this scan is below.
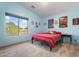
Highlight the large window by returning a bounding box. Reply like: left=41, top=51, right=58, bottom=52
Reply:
left=5, top=13, right=28, bottom=36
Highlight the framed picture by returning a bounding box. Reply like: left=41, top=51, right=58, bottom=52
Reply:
left=59, top=16, right=67, bottom=28
left=73, top=18, right=79, bottom=25
left=48, top=19, right=54, bottom=28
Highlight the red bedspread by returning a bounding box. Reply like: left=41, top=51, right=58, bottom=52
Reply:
left=32, top=32, right=61, bottom=48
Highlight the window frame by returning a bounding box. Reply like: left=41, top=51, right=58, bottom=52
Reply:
left=5, top=12, right=28, bottom=36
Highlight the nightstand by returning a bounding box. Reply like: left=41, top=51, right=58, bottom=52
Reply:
left=61, top=34, right=72, bottom=44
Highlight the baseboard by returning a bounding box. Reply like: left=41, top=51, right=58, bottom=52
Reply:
left=0, top=40, right=30, bottom=49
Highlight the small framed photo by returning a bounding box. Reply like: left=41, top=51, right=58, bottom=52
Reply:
left=73, top=18, right=79, bottom=25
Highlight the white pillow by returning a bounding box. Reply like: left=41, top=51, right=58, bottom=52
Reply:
left=48, top=31, right=54, bottom=34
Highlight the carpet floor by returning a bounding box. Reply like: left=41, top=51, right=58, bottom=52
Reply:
left=0, top=40, right=79, bottom=57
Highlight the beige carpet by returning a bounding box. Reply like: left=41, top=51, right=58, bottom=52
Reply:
left=0, top=40, right=79, bottom=57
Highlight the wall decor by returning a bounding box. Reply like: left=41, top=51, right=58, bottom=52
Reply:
left=48, top=19, right=54, bottom=28
left=73, top=18, right=79, bottom=25
left=35, top=22, right=38, bottom=28
left=31, top=21, right=38, bottom=28
left=59, top=16, right=67, bottom=28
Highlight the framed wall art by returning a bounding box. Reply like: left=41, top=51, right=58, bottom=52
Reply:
left=73, top=18, right=79, bottom=25
left=48, top=19, right=54, bottom=28
left=59, top=16, right=67, bottom=28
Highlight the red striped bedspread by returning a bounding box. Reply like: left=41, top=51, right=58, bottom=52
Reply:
left=32, top=32, right=61, bottom=48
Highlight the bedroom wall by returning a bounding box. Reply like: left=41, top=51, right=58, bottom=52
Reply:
left=42, top=7, right=79, bottom=44
left=0, top=2, right=43, bottom=47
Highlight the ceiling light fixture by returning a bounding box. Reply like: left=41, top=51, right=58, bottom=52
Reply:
left=41, top=2, right=48, bottom=5
left=31, top=5, right=36, bottom=9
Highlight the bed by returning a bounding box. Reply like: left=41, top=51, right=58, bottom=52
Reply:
left=31, top=31, right=61, bottom=51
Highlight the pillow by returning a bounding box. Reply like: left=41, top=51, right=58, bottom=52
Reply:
left=48, top=31, right=54, bottom=34
left=50, top=31, right=54, bottom=34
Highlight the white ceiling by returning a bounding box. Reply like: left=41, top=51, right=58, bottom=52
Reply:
left=20, top=2, right=79, bottom=17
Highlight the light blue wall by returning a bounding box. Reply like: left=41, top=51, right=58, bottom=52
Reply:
left=0, top=2, right=43, bottom=47
left=42, top=7, right=79, bottom=44
left=1, top=2, right=79, bottom=47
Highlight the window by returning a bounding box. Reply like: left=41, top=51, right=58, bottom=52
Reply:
left=5, top=13, right=28, bottom=36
